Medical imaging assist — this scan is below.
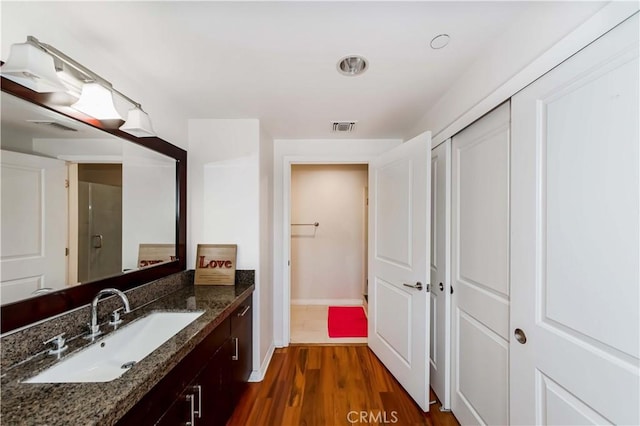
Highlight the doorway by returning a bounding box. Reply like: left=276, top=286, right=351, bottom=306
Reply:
left=289, top=164, right=368, bottom=344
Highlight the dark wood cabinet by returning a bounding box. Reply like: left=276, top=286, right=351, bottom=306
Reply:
left=117, top=293, right=253, bottom=426
left=230, top=296, right=253, bottom=403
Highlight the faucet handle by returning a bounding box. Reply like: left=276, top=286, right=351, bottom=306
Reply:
left=44, top=333, right=68, bottom=356
left=86, top=322, right=102, bottom=339
left=109, top=308, right=125, bottom=326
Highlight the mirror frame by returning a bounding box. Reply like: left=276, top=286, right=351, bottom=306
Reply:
left=1, top=77, right=187, bottom=333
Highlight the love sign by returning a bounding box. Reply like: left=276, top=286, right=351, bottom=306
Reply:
left=194, top=244, right=237, bottom=285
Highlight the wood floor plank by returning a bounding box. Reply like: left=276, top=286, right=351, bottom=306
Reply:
left=227, top=346, right=459, bottom=426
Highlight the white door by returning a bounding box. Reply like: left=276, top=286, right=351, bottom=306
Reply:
left=368, top=131, right=431, bottom=410
left=451, top=102, right=511, bottom=425
left=430, top=139, right=451, bottom=409
left=1, top=150, right=68, bottom=303
left=511, top=14, right=639, bottom=426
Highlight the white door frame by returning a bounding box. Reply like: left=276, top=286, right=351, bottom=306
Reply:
left=281, top=155, right=374, bottom=346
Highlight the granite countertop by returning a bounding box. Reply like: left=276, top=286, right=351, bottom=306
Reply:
left=0, top=282, right=254, bottom=425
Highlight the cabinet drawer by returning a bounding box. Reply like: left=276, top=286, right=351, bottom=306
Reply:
left=231, top=295, right=252, bottom=332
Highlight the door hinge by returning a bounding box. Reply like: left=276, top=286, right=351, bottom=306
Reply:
left=65, top=248, right=69, bottom=256
left=450, top=285, right=454, bottom=295
left=426, top=283, right=430, bottom=292
left=64, top=179, right=69, bottom=188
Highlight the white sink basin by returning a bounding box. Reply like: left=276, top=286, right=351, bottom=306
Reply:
left=24, top=311, right=204, bottom=383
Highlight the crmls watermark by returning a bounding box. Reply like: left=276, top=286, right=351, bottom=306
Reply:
left=346, top=410, right=399, bottom=424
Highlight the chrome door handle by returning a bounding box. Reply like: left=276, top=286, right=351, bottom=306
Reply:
left=403, top=282, right=423, bottom=291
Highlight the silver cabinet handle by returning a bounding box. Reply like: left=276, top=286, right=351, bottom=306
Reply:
left=190, top=385, right=202, bottom=418
left=185, top=393, right=195, bottom=426
left=231, top=337, right=239, bottom=361
left=403, top=282, right=423, bottom=291
left=91, top=234, right=103, bottom=248
left=237, top=305, right=250, bottom=317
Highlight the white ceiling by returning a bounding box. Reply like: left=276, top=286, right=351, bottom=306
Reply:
left=1, top=1, right=603, bottom=140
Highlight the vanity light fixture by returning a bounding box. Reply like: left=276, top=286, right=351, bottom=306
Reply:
left=0, top=42, right=66, bottom=92
left=337, top=55, right=368, bottom=76
left=1, top=36, right=156, bottom=137
left=71, top=82, right=122, bottom=120
left=120, top=106, right=156, bottom=137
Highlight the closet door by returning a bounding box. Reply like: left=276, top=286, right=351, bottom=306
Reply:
left=510, top=14, right=639, bottom=425
left=430, top=139, right=451, bottom=409
left=451, top=102, right=510, bottom=425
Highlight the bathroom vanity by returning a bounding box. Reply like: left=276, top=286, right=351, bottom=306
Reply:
left=0, top=274, right=254, bottom=425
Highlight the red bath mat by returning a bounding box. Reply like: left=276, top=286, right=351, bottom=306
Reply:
left=328, top=306, right=368, bottom=338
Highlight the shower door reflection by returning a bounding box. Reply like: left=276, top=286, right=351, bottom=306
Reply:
left=78, top=164, right=122, bottom=283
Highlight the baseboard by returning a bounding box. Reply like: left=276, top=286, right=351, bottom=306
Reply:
left=291, top=298, right=363, bottom=306
left=248, top=342, right=275, bottom=382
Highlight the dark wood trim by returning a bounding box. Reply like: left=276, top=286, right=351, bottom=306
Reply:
left=1, top=76, right=187, bottom=333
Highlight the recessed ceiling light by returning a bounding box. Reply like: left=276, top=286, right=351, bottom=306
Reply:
left=337, top=55, right=368, bottom=76
left=430, top=34, right=450, bottom=50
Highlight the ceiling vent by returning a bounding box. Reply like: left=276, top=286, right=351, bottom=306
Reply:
left=27, top=120, right=78, bottom=132
left=332, top=121, right=357, bottom=132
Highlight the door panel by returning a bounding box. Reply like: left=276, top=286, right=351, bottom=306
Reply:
left=375, top=160, right=412, bottom=267
left=374, top=278, right=412, bottom=362
left=368, top=131, right=431, bottom=410
left=511, top=14, right=639, bottom=425
left=457, top=310, right=509, bottom=426
left=458, top=126, right=509, bottom=297
left=430, top=140, right=451, bottom=408
left=451, top=102, right=510, bottom=425
left=538, top=372, right=612, bottom=425
left=1, top=150, right=67, bottom=303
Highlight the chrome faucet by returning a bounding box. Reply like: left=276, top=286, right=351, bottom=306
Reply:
left=86, top=288, right=131, bottom=340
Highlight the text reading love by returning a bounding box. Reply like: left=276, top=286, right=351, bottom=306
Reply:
left=198, top=256, right=233, bottom=269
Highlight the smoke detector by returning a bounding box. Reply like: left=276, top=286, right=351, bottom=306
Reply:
left=332, top=121, right=357, bottom=133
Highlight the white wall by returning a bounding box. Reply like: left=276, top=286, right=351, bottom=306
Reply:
left=0, top=127, right=33, bottom=154
left=290, top=164, right=367, bottom=304
left=273, top=138, right=401, bottom=346
left=121, top=161, right=176, bottom=271
left=408, top=1, right=637, bottom=146
left=256, top=125, right=275, bottom=380
left=189, top=118, right=275, bottom=380
left=188, top=119, right=260, bottom=269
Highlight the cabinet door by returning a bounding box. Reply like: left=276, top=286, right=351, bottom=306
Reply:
left=231, top=296, right=253, bottom=404
left=156, top=393, right=193, bottom=426
left=197, top=339, right=234, bottom=426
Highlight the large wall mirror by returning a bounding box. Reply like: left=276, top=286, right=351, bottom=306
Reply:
left=1, top=78, right=187, bottom=333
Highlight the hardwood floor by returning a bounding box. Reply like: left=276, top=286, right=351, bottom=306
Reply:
left=227, top=345, right=459, bottom=426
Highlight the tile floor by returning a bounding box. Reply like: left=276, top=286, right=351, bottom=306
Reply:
left=290, top=304, right=368, bottom=344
